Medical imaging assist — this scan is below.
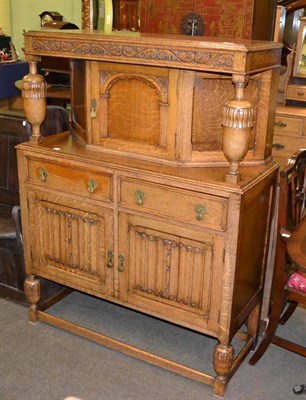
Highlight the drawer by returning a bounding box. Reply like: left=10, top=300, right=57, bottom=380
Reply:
left=272, top=135, right=306, bottom=165
left=286, top=85, right=306, bottom=102
left=28, top=159, right=113, bottom=201
left=119, top=179, right=228, bottom=231
left=274, top=114, right=304, bottom=137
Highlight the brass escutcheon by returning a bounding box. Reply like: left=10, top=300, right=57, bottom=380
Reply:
left=88, top=179, right=97, bottom=193
left=39, top=167, right=48, bottom=182
left=106, top=250, right=113, bottom=268
left=90, top=99, right=97, bottom=118
left=135, top=190, right=145, bottom=205
left=118, top=254, right=124, bottom=272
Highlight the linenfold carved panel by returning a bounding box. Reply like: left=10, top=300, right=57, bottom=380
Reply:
left=33, top=198, right=107, bottom=281
left=128, top=224, right=213, bottom=317
left=41, top=203, right=104, bottom=276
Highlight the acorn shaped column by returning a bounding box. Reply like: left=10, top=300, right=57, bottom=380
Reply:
left=222, top=75, right=253, bottom=183
left=21, top=59, right=47, bottom=143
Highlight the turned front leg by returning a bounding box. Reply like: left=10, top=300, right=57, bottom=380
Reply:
left=213, top=342, right=235, bottom=396
left=21, top=59, right=47, bottom=143
left=24, top=275, right=41, bottom=323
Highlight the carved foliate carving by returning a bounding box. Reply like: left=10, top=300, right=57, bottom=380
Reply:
left=31, top=38, right=234, bottom=69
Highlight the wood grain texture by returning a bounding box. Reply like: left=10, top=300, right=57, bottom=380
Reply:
left=18, top=28, right=281, bottom=397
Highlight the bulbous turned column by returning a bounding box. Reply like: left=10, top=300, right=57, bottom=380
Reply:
left=24, top=275, right=41, bottom=323
left=222, top=76, right=253, bottom=183
left=213, top=342, right=235, bottom=396
left=21, top=60, right=47, bottom=143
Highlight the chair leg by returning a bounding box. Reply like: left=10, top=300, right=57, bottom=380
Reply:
left=279, top=300, right=298, bottom=325
left=249, top=275, right=285, bottom=365
left=248, top=310, right=280, bottom=365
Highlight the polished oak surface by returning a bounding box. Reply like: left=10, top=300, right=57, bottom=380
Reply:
left=18, top=29, right=281, bottom=397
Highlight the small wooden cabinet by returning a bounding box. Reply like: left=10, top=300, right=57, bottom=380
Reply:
left=272, top=104, right=306, bottom=168
left=17, top=30, right=282, bottom=396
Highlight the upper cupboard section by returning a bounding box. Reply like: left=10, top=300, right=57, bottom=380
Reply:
left=71, top=59, right=278, bottom=166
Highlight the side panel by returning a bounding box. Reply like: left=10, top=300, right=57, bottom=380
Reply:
left=230, top=170, right=278, bottom=337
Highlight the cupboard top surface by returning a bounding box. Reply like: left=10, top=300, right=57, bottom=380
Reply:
left=23, top=30, right=282, bottom=74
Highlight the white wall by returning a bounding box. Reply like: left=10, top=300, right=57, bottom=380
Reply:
left=10, top=0, right=82, bottom=59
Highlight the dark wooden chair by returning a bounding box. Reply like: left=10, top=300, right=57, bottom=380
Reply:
left=249, top=149, right=306, bottom=364
left=0, top=106, right=70, bottom=296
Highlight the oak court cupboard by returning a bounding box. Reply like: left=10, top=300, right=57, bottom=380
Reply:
left=17, top=27, right=282, bottom=396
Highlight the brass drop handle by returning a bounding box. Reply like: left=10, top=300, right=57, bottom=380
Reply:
left=106, top=250, right=113, bottom=268
left=194, top=204, right=206, bottom=221
left=39, top=167, right=48, bottom=182
left=90, top=99, right=97, bottom=118
left=274, top=121, right=287, bottom=128
left=272, top=143, right=285, bottom=150
left=135, top=190, right=145, bottom=205
left=118, top=254, right=124, bottom=272
left=88, top=179, right=97, bottom=193
left=297, top=92, right=304, bottom=96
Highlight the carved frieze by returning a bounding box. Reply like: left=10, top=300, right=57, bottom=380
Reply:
left=30, top=38, right=234, bottom=70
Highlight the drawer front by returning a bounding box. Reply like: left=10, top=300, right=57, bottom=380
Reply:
left=272, top=134, right=306, bottom=166
left=119, top=179, right=228, bottom=231
left=286, top=85, right=306, bottom=102
left=274, top=114, right=304, bottom=137
left=28, top=159, right=113, bottom=201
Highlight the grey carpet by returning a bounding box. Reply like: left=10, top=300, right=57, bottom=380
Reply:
left=0, top=291, right=305, bottom=400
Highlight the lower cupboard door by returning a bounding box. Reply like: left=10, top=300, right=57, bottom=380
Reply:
left=118, top=213, right=224, bottom=332
left=27, top=189, right=114, bottom=296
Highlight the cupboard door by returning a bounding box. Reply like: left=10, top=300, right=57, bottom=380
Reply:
left=118, top=213, right=224, bottom=333
left=89, top=62, right=178, bottom=160
left=27, top=188, right=114, bottom=296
